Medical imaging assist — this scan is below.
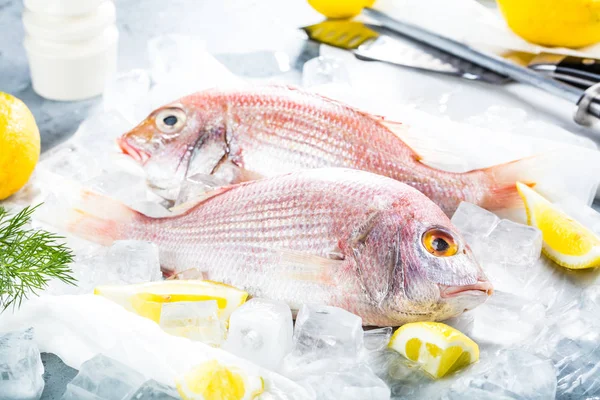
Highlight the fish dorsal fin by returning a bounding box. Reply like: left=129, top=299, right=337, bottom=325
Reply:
left=169, top=185, right=235, bottom=215
left=380, top=120, right=468, bottom=172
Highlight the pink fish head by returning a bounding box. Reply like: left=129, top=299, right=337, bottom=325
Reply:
left=347, top=193, right=492, bottom=324
left=117, top=93, right=228, bottom=199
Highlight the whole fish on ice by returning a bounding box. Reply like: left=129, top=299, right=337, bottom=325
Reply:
left=117, top=85, right=591, bottom=215
left=46, top=168, right=492, bottom=326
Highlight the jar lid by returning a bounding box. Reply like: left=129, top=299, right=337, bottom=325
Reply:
left=23, top=1, right=116, bottom=42
left=24, top=0, right=108, bottom=17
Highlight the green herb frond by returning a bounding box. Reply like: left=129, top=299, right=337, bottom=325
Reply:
left=0, top=204, right=76, bottom=311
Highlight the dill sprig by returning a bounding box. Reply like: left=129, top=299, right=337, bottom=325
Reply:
left=0, top=204, right=76, bottom=311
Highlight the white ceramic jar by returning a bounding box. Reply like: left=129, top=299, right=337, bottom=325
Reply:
left=23, top=0, right=118, bottom=101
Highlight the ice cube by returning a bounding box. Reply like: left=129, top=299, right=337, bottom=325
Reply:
left=159, top=300, right=225, bottom=346
left=451, top=202, right=500, bottom=239
left=282, top=305, right=363, bottom=378
left=557, top=197, right=600, bottom=235
left=85, top=172, right=148, bottom=206
left=363, top=327, right=393, bottom=352
left=486, top=220, right=542, bottom=267
left=147, top=35, right=238, bottom=97
left=299, top=364, right=390, bottom=400
left=36, top=145, right=103, bottom=183
left=0, top=328, right=44, bottom=400
left=552, top=337, right=600, bottom=399
left=461, top=291, right=545, bottom=346
left=581, top=285, right=600, bottom=313
left=533, top=308, right=600, bottom=399
left=147, top=35, right=206, bottom=84
left=125, top=379, right=180, bottom=400
left=223, top=298, right=293, bottom=370
left=104, top=241, right=162, bottom=284
left=103, top=70, right=151, bottom=123
left=465, top=106, right=528, bottom=133
left=364, top=349, right=435, bottom=399
left=174, top=174, right=224, bottom=206
left=291, top=304, right=363, bottom=359
left=62, top=354, right=145, bottom=400
left=72, top=110, right=134, bottom=161
left=302, top=56, right=350, bottom=88
left=130, top=201, right=173, bottom=218
left=442, top=387, right=514, bottom=400
left=48, top=241, right=161, bottom=295
left=444, top=349, right=556, bottom=400
left=444, top=314, right=475, bottom=337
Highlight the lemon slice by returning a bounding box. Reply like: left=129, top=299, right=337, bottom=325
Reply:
left=94, top=280, right=248, bottom=323
left=176, top=360, right=264, bottom=400
left=517, top=182, right=600, bottom=269
left=388, top=322, right=479, bottom=378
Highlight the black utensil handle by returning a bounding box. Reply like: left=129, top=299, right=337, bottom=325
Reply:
left=557, top=56, right=600, bottom=84
left=530, top=55, right=600, bottom=89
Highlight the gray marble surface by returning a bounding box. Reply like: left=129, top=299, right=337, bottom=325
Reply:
left=40, top=353, right=78, bottom=400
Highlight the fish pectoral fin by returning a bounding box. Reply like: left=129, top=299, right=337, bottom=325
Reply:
left=169, top=185, right=236, bottom=215
left=381, top=120, right=467, bottom=171
left=277, top=248, right=345, bottom=285
left=349, top=211, right=403, bottom=305
left=232, top=163, right=265, bottom=182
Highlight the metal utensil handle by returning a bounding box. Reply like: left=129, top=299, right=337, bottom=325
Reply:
left=364, top=8, right=599, bottom=124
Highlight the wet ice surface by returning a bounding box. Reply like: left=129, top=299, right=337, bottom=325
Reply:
left=448, top=202, right=600, bottom=399
left=2, top=33, right=600, bottom=399
left=62, top=354, right=146, bottom=400
left=302, top=56, right=351, bottom=88
left=278, top=305, right=389, bottom=398
left=0, top=329, right=44, bottom=400
left=451, top=202, right=543, bottom=269
left=363, top=327, right=393, bottom=352
left=283, top=304, right=364, bottom=377
left=45, top=240, right=161, bottom=295
left=223, top=298, right=294, bottom=370
left=125, top=379, right=180, bottom=400
left=159, top=300, right=225, bottom=346
left=299, top=364, right=391, bottom=400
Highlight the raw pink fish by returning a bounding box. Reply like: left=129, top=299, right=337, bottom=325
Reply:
left=46, top=168, right=492, bottom=326
left=118, top=85, right=543, bottom=215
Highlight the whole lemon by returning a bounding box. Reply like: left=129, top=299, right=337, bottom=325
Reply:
left=0, top=92, right=40, bottom=200
left=308, top=0, right=376, bottom=19
left=498, top=0, right=600, bottom=48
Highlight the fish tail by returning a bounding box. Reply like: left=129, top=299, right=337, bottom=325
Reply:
left=478, top=151, right=600, bottom=210
left=38, top=189, right=143, bottom=246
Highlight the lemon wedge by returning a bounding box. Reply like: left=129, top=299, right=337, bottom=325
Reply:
left=176, top=360, right=264, bottom=400
left=94, top=280, right=248, bottom=323
left=516, top=182, right=600, bottom=269
left=388, top=322, right=479, bottom=378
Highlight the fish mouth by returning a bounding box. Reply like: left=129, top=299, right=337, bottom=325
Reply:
left=440, top=280, right=494, bottom=298
left=117, top=136, right=150, bottom=165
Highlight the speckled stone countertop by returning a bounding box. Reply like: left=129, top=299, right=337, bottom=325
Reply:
left=1, top=0, right=600, bottom=398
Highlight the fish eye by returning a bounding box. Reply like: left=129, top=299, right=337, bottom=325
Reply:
left=155, top=107, right=187, bottom=135
left=422, top=228, right=458, bottom=257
